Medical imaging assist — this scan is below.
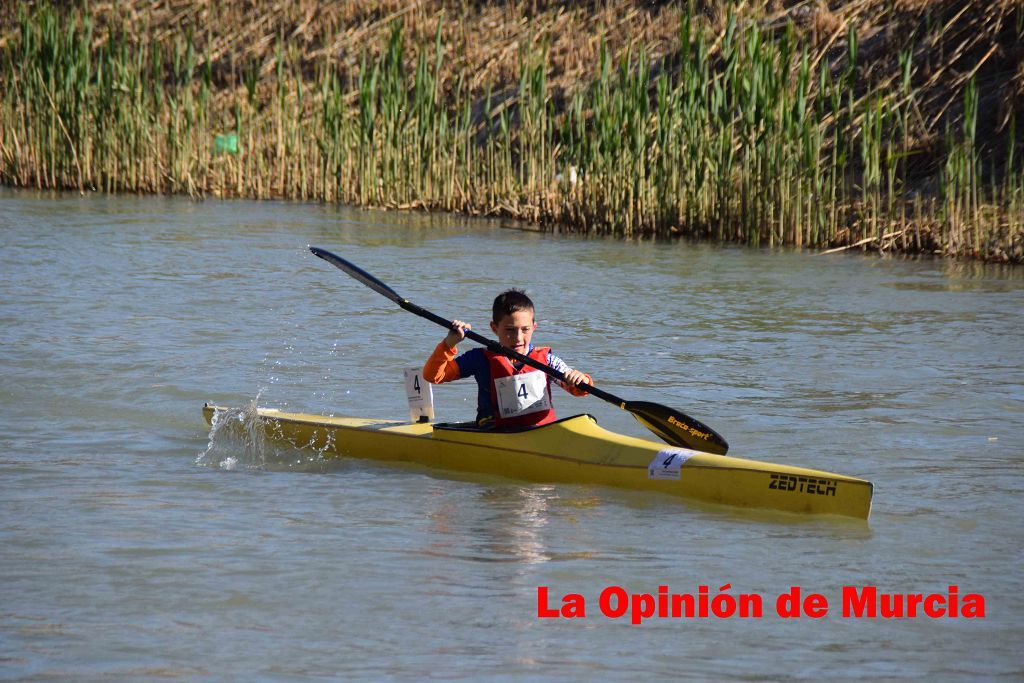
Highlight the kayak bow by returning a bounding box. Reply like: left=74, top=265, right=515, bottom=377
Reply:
left=202, top=404, right=872, bottom=519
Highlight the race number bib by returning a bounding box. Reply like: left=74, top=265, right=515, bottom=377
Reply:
left=493, top=372, right=551, bottom=419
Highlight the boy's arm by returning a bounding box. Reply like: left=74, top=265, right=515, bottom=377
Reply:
left=547, top=353, right=592, bottom=396
left=423, top=341, right=462, bottom=384
left=423, top=320, right=472, bottom=384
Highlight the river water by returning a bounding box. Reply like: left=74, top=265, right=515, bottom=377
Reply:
left=1, top=189, right=1022, bottom=679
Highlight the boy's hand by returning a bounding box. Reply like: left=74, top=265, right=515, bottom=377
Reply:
left=562, top=369, right=591, bottom=388
left=445, top=320, right=471, bottom=348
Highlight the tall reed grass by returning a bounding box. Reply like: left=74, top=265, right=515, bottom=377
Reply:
left=1, top=2, right=1021, bottom=261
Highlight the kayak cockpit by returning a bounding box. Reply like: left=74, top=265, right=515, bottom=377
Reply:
left=432, top=413, right=598, bottom=434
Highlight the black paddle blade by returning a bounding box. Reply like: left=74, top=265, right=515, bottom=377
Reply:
left=625, top=401, right=729, bottom=455
left=309, top=246, right=403, bottom=305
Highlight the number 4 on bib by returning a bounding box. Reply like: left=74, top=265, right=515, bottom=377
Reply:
left=494, top=372, right=551, bottom=418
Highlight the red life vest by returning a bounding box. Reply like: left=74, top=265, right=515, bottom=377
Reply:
left=485, top=347, right=557, bottom=429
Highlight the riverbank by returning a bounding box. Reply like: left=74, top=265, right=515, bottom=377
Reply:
left=1, top=1, right=1021, bottom=261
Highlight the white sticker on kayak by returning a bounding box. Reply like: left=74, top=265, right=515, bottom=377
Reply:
left=648, top=449, right=696, bottom=480
left=404, top=368, right=435, bottom=423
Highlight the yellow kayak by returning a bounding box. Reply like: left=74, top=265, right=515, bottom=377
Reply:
left=202, top=404, right=873, bottom=519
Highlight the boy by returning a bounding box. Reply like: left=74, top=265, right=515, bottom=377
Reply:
left=422, top=289, right=593, bottom=428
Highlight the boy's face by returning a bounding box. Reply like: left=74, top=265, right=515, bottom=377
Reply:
left=490, top=309, right=536, bottom=353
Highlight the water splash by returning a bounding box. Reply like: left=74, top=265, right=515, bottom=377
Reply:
left=195, top=398, right=331, bottom=472
left=195, top=399, right=267, bottom=470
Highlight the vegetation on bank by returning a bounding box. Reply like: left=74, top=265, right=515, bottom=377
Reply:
left=0, top=1, right=1021, bottom=261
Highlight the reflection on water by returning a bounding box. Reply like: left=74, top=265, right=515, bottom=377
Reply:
left=420, top=486, right=557, bottom=565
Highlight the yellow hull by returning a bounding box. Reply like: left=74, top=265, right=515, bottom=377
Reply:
left=202, top=404, right=872, bottom=519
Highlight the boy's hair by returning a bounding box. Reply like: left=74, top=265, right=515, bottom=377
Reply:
left=492, top=288, right=535, bottom=322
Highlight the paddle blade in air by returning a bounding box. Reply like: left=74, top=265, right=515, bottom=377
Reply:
left=309, top=246, right=403, bottom=305
left=626, top=401, right=729, bottom=455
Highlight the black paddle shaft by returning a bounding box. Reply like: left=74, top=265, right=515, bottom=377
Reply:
left=401, top=299, right=569, bottom=377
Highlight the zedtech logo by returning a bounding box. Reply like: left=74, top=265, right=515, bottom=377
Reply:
left=768, top=474, right=837, bottom=497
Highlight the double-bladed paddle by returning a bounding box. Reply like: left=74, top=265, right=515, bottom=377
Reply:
left=309, top=246, right=729, bottom=454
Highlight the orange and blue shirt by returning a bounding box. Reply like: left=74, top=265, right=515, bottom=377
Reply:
left=422, top=342, right=591, bottom=426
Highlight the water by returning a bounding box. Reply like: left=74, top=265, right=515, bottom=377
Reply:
left=1, top=190, right=1022, bottom=679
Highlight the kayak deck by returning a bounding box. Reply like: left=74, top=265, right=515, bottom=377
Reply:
left=202, top=404, right=873, bottom=519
